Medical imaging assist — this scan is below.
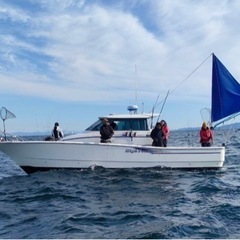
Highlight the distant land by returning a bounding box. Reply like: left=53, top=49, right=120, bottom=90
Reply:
left=177, top=122, right=240, bottom=131
left=4, top=122, right=240, bottom=137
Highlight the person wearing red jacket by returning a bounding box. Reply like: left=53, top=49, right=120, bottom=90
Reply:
left=160, top=120, right=170, bottom=147
left=200, top=122, right=213, bottom=147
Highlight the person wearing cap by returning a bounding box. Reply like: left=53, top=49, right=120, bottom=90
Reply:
left=200, top=122, right=213, bottom=147
left=52, top=122, right=64, bottom=141
left=100, top=118, right=114, bottom=143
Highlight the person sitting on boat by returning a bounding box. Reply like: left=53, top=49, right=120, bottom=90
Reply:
left=150, top=122, right=164, bottom=147
left=160, top=120, right=169, bottom=147
left=200, top=122, right=213, bottom=147
left=100, top=118, right=114, bottom=143
left=52, top=122, right=64, bottom=141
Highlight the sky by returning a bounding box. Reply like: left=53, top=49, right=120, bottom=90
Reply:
left=1, top=0, right=240, bottom=134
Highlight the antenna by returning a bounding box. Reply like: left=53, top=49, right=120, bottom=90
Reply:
left=135, top=64, right=138, bottom=105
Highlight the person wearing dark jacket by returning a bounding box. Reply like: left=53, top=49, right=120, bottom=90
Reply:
left=150, top=122, right=164, bottom=147
left=100, top=118, right=114, bottom=143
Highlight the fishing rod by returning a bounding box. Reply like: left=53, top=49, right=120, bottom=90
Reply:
left=157, top=89, right=170, bottom=123
left=150, top=93, right=160, bottom=129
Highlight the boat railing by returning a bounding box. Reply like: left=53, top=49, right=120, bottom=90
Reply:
left=0, top=131, right=25, bottom=142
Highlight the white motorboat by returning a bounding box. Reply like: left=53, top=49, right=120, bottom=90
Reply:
left=1, top=53, right=240, bottom=174
left=0, top=141, right=225, bottom=173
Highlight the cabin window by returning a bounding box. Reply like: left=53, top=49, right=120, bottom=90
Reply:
left=115, top=119, right=148, bottom=130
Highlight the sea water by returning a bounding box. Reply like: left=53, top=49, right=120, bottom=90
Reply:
left=0, top=130, right=240, bottom=239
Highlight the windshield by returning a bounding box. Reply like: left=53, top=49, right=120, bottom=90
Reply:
left=85, top=119, right=149, bottom=131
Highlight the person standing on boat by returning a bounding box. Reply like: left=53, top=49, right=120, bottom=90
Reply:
left=151, top=122, right=164, bottom=147
left=110, top=120, right=117, bottom=130
left=160, top=120, right=169, bottom=147
left=52, top=122, right=64, bottom=141
left=200, top=122, right=213, bottom=147
left=100, top=118, right=114, bottom=143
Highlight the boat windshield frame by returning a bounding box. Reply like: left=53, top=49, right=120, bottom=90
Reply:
left=85, top=118, right=150, bottom=131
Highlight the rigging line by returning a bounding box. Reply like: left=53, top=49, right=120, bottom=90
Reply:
left=155, top=54, right=213, bottom=109
left=170, top=53, right=213, bottom=95
left=156, top=53, right=213, bottom=107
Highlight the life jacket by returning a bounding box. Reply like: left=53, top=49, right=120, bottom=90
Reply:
left=52, top=126, right=63, bottom=139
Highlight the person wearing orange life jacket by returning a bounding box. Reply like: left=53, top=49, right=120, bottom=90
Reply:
left=160, top=120, right=169, bottom=147
left=200, top=122, right=213, bottom=147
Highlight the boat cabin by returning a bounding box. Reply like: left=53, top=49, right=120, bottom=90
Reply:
left=62, top=105, right=159, bottom=144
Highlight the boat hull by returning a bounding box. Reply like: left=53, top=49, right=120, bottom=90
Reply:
left=0, top=141, right=225, bottom=173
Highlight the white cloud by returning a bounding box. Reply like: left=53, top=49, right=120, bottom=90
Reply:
left=1, top=0, right=240, bottom=131
left=0, top=4, right=30, bottom=22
